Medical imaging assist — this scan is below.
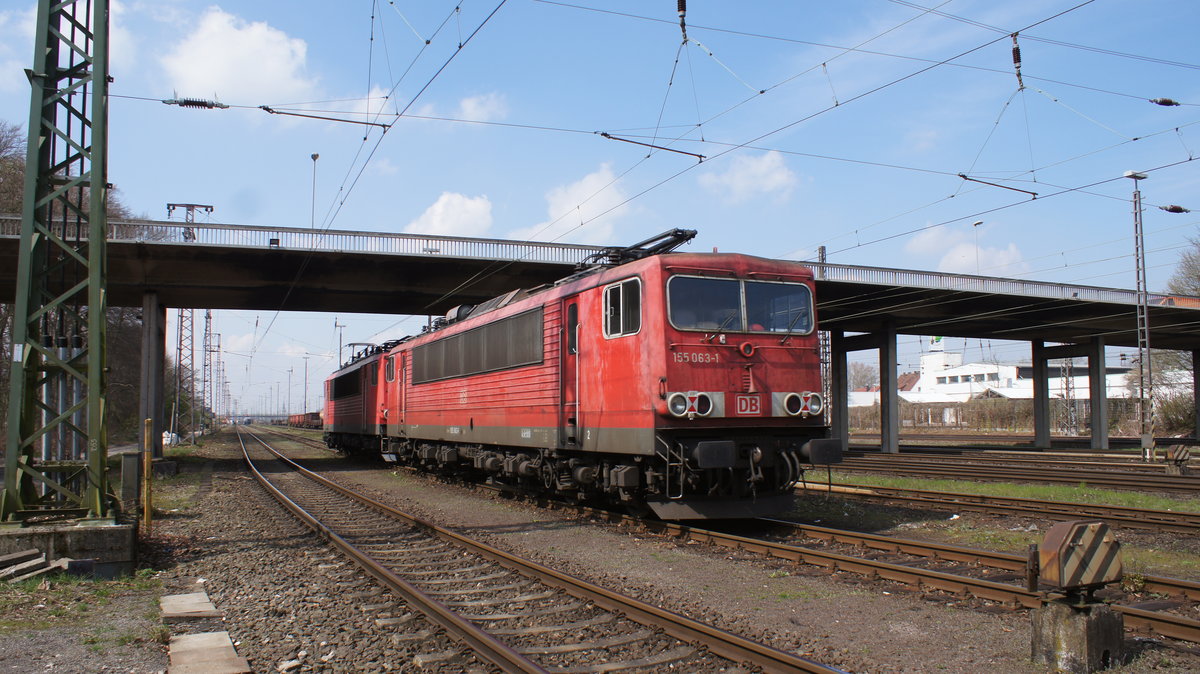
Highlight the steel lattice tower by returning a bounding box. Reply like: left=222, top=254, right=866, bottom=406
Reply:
left=175, top=309, right=196, bottom=443
left=2, top=0, right=112, bottom=522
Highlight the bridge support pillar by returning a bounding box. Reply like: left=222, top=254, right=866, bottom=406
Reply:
left=1194, top=350, right=1200, bottom=442
left=1032, top=341, right=1051, bottom=449
left=832, top=322, right=898, bottom=454
left=831, top=331, right=849, bottom=454
left=1034, top=339, right=1111, bottom=451
left=138, top=292, right=165, bottom=459
left=1086, top=338, right=1108, bottom=451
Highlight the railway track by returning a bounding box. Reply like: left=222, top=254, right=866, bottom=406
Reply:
left=633, top=516, right=1200, bottom=644
left=259, top=428, right=1200, bottom=643
left=810, top=482, right=1200, bottom=533
left=237, top=427, right=839, bottom=673
left=846, top=450, right=1182, bottom=473
left=836, top=456, right=1200, bottom=492
left=849, top=433, right=1196, bottom=451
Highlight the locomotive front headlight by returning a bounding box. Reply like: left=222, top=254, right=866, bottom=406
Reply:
left=783, top=392, right=804, bottom=416
left=667, top=392, right=689, bottom=417
left=694, top=393, right=713, bottom=417
left=806, top=392, right=824, bottom=416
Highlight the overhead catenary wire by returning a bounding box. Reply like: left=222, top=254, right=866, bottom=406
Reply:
left=416, top=1, right=1111, bottom=313
left=250, top=1, right=510, bottom=359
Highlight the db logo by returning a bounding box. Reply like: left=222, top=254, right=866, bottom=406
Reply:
left=735, top=394, right=761, bottom=416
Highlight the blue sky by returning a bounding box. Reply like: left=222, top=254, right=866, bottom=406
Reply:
left=1, top=1, right=1197, bottom=415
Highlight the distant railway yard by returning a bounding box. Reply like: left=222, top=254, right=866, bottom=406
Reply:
left=7, top=425, right=1200, bottom=672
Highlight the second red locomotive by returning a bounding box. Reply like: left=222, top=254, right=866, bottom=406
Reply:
left=324, top=231, right=841, bottom=518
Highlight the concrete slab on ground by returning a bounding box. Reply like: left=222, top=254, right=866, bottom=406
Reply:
left=168, top=631, right=250, bottom=674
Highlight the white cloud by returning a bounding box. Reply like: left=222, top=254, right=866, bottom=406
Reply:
left=904, top=224, right=966, bottom=256
left=369, top=157, right=399, bottom=176
left=279, top=342, right=308, bottom=358
left=0, top=5, right=36, bottom=94
left=457, top=92, right=507, bottom=122
left=109, top=0, right=138, bottom=74
left=507, top=164, right=629, bottom=245
left=225, top=332, right=255, bottom=354
left=404, top=192, right=493, bottom=237
left=907, top=223, right=1030, bottom=276
left=160, top=7, right=316, bottom=104
left=697, top=151, right=797, bottom=204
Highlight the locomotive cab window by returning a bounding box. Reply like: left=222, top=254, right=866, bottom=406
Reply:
left=370, top=364, right=378, bottom=386
left=668, top=275, right=814, bottom=334
left=603, top=278, right=641, bottom=338
left=385, top=356, right=395, bottom=382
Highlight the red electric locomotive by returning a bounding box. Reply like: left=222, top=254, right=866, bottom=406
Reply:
left=324, top=231, right=841, bottom=519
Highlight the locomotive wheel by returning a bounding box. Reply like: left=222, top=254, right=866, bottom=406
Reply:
left=541, top=462, right=556, bottom=490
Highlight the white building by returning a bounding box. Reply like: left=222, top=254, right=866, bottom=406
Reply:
left=849, top=339, right=1134, bottom=407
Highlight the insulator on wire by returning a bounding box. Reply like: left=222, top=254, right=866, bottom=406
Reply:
left=677, top=0, right=687, bottom=43
left=1010, top=33, right=1025, bottom=90
left=1150, top=98, right=1181, bottom=107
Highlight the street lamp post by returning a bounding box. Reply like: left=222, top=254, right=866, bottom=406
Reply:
left=310, top=153, right=319, bottom=230
left=972, top=220, right=983, bottom=274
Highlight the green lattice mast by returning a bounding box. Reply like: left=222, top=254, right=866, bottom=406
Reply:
left=2, top=0, right=111, bottom=523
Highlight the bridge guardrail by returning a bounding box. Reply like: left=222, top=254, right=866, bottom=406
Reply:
left=0, top=214, right=603, bottom=265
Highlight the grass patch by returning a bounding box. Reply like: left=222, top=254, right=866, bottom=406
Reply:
left=828, top=471, right=1200, bottom=513
left=0, top=572, right=163, bottom=635
left=154, top=469, right=205, bottom=511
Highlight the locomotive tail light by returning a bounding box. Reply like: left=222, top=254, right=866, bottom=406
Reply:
left=668, top=392, right=690, bottom=417
left=694, top=392, right=713, bottom=417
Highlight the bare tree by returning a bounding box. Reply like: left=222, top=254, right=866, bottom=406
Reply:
left=0, top=118, right=141, bottom=441
left=849, top=362, right=879, bottom=390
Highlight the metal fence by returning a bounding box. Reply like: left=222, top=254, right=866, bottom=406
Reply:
left=0, top=214, right=603, bottom=265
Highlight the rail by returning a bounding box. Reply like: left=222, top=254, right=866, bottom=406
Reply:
left=0, top=213, right=603, bottom=265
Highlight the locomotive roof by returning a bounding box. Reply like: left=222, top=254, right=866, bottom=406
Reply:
left=333, top=251, right=815, bottom=372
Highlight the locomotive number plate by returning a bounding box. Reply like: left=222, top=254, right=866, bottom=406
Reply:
left=734, top=394, right=763, bottom=416
left=672, top=351, right=719, bottom=364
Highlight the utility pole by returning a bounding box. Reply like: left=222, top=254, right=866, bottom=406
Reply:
left=175, top=309, right=196, bottom=444
left=202, top=310, right=214, bottom=434
left=287, top=367, right=294, bottom=415
left=303, top=356, right=310, bottom=413
left=334, top=318, right=346, bottom=366
left=167, top=202, right=213, bottom=242
left=1126, top=171, right=1154, bottom=461
left=3, top=0, right=112, bottom=522
left=817, top=246, right=830, bottom=419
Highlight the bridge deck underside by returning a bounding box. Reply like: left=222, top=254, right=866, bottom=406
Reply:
left=0, top=240, right=574, bottom=316
left=816, top=281, right=1200, bottom=351
left=2, top=237, right=1198, bottom=351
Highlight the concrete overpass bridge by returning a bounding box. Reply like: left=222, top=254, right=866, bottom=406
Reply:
left=3, top=214, right=1198, bottom=455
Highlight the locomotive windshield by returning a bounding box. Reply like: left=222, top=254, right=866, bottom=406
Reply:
left=667, top=276, right=813, bottom=334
